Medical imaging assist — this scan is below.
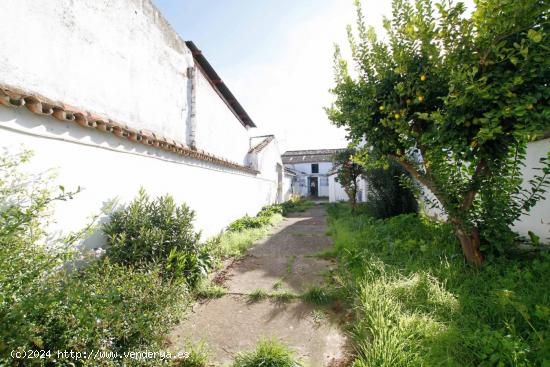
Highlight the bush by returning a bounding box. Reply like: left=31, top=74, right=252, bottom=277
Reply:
left=364, top=162, right=418, bottom=219
left=0, top=152, right=190, bottom=366
left=103, top=190, right=210, bottom=286
left=232, top=338, right=301, bottom=367
left=327, top=204, right=550, bottom=366
left=227, top=215, right=272, bottom=232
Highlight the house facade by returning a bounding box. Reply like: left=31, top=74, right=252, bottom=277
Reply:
left=0, top=0, right=286, bottom=247
left=282, top=149, right=344, bottom=198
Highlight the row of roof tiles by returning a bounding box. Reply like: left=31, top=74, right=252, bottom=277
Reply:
left=0, top=83, right=258, bottom=174
left=281, top=148, right=345, bottom=164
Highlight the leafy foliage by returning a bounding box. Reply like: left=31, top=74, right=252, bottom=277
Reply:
left=333, top=148, right=365, bottom=211
left=327, top=0, right=550, bottom=264
left=327, top=203, right=550, bottom=366
left=103, top=189, right=210, bottom=286
left=0, top=152, right=189, bottom=366
left=364, top=161, right=418, bottom=218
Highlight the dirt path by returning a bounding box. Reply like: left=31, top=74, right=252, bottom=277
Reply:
left=168, top=205, right=349, bottom=366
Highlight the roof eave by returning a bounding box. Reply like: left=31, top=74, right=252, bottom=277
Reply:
left=185, top=41, right=256, bottom=129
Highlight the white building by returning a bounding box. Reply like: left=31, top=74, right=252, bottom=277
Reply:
left=0, top=0, right=287, bottom=247
left=327, top=165, right=368, bottom=203
left=282, top=149, right=343, bottom=199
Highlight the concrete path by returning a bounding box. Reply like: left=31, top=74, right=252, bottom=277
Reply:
left=168, top=205, right=350, bottom=366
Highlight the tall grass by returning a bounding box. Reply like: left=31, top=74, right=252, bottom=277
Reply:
left=327, top=203, right=550, bottom=366
left=233, top=338, right=301, bottom=367
left=208, top=213, right=283, bottom=259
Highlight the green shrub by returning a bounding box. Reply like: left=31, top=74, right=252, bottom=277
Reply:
left=227, top=215, right=272, bottom=232
left=363, top=162, right=418, bottom=219
left=233, top=338, right=301, bottom=367
left=327, top=205, right=550, bottom=366
left=103, top=189, right=210, bottom=286
left=0, top=152, right=190, bottom=366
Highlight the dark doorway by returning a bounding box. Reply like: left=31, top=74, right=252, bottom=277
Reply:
left=308, top=177, right=318, bottom=197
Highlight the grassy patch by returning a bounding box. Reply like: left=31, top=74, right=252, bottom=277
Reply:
left=327, top=203, right=550, bottom=366
left=281, top=199, right=315, bottom=215
left=247, top=289, right=298, bottom=304
left=272, top=290, right=298, bottom=303
left=301, top=285, right=337, bottom=305
left=208, top=214, right=283, bottom=259
left=194, top=279, right=227, bottom=299
left=173, top=342, right=210, bottom=367
left=248, top=289, right=270, bottom=302
left=233, top=338, right=302, bottom=367
left=273, top=279, right=284, bottom=290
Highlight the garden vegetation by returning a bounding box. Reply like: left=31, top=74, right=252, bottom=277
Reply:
left=328, top=203, right=550, bottom=366
left=0, top=150, right=299, bottom=366
left=327, top=0, right=550, bottom=265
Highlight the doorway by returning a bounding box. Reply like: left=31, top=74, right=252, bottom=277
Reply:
left=308, top=177, right=318, bottom=197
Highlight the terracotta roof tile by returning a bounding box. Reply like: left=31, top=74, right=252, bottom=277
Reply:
left=0, top=83, right=258, bottom=174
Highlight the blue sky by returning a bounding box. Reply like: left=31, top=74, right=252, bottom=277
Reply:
left=152, top=1, right=390, bottom=151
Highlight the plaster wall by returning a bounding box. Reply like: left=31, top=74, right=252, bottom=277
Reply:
left=420, top=138, right=550, bottom=241
left=0, top=108, right=277, bottom=249
left=513, top=138, right=550, bottom=241
left=194, top=69, right=251, bottom=164
left=0, top=0, right=192, bottom=143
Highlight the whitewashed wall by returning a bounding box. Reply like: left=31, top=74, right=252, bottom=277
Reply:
left=285, top=162, right=333, bottom=197
left=283, top=175, right=295, bottom=201
left=0, top=0, right=192, bottom=143
left=419, top=138, right=550, bottom=242
left=329, top=175, right=347, bottom=202
left=513, top=138, right=550, bottom=241
left=328, top=174, right=368, bottom=203
left=194, top=69, right=251, bottom=164
left=0, top=110, right=277, bottom=246
left=0, top=0, right=282, bottom=248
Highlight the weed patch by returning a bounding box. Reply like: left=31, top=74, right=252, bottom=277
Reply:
left=327, top=203, right=550, bottom=366
left=232, top=338, right=302, bottom=367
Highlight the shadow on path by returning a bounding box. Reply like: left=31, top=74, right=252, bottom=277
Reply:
left=168, top=205, right=350, bottom=366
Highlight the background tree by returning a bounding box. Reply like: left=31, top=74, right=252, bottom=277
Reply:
left=364, top=161, right=418, bottom=219
left=327, top=0, right=550, bottom=266
left=333, top=148, right=365, bottom=211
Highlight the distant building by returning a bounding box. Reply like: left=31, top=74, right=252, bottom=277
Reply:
left=282, top=149, right=344, bottom=199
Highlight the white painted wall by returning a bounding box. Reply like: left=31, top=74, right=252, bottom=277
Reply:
left=329, top=174, right=348, bottom=202
left=283, top=175, right=295, bottom=201
left=513, top=138, right=550, bottom=241
left=418, top=138, right=550, bottom=242
left=288, top=162, right=333, bottom=175
left=0, top=0, right=192, bottom=143
left=285, top=162, right=334, bottom=197
left=0, top=0, right=284, bottom=249
left=195, top=69, right=251, bottom=164
left=0, top=109, right=277, bottom=247
left=328, top=173, right=368, bottom=203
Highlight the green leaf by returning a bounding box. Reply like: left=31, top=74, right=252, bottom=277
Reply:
left=527, top=29, right=542, bottom=43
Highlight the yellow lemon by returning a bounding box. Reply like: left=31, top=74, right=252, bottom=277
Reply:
left=420, top=74, right=427, bottom=81
left=394, top=113, right=401, bottom=119
left=527, top=104, right=534, bottom=110
left=379, top=105, right=385, bottom=111
left=418, top=95, right=424, bottom=102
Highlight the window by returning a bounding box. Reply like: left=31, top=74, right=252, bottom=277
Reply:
left=320, top=177, right=329, bottom=186
left=311, top=163, right=319, bottom=173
